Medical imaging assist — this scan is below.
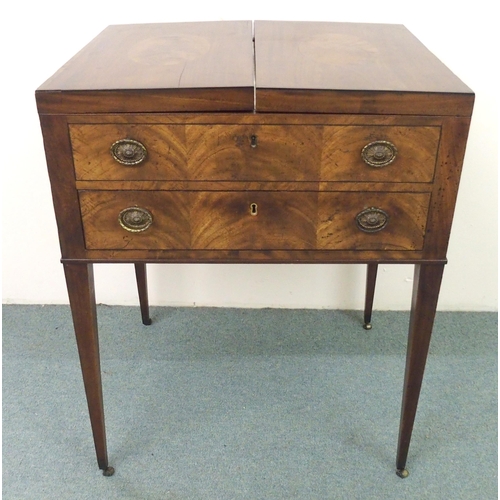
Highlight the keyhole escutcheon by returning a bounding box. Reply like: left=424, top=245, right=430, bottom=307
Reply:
left=250, top=203, right=258, bottom=216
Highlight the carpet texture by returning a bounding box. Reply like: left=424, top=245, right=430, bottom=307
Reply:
left=2, top=305, right=497, bottom=499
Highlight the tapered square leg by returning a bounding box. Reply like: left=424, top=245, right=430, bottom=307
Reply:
left=363, top=263, right=378, bottom=330
left=396, top=263, right=445, bottom=478
left=63, top=262, right=114, bottom=476
left=134, top=263, right=152, bottom=325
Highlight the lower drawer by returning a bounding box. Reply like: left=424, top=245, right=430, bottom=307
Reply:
left=79, top=190, right=430, bottom=251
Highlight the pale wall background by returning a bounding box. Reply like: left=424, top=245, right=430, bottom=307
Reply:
left=2, top=1, right=497, bottom=310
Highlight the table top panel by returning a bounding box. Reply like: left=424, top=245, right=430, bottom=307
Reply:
left=36, top=21, right=473, bottom=115
left=254, top=21, right=472, bottom=94
left=37, top=21, right=254, bottom=93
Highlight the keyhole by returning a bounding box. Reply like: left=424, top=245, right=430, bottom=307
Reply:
left=250, top=135, right=258, bottom=148
left=250, top=203, right=258, bottom=216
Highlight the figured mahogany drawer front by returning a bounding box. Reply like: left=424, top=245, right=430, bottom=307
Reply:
left=70, top=124, right=439, bottom=182
left=70, top=124, right=321, bottom=181
left=321, top=126, right=439, bottom=182
left=79, top=190, right=430, bottom=251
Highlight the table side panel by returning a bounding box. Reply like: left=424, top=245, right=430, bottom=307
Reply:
left=38, top=114, right=86, bottom=259
left=422, top=115, right=473, bottom=259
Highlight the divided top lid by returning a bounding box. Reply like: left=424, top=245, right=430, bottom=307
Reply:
left=254, top=21, right=472, bottom=94
left=253, top=21, right=473, bottom=115
left=36, top=21, right=255, bottom=113
left=36, top=20, right=473, bottom=115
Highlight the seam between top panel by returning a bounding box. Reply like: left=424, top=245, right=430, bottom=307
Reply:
left=252, top=20, right=256, bottom=112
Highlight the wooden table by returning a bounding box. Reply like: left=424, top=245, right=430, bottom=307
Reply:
left=36, top=21, right=474, bottom=478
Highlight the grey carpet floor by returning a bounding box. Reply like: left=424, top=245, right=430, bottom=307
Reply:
left=2, top=305, right=497, bottom=499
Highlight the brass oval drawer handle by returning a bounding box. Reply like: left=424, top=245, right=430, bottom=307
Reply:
left=118, top=207, right=153, bottom=232
left=110, top=139, right=147, bottom=166
left=361, top=141, right=397, bottom=167
left=356, top=207, right=389, bottom=232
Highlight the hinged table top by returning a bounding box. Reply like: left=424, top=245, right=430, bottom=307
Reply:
left=36, top=21, right=473, bottom=115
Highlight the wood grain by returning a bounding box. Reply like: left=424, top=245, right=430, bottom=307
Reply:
left=36, top=22, right=254, bottom=114
left=396, top=263, right=445, bottom=472
left=189, top=192, right=317, bottom=249
left=255, top=21, right=474, bottom=116
left=71, top=122, right=439, bottom=183
left=38, top=22, right=254, bottom=92
left=423, top=116, right=473, bottom=259
left=317, top=192, right=430, bottom=250
left=187, top=125, right=322, bottom=181
left=74, top=180, right=433, bottom=193
left=79, top=190, right=429, bottom=252
left=71, top=124, right=188, bottom=180
left=79, top=191, right=191, bottom=250
left=72, top=123, right=324, bottom=181
left=255, top=89, right=474, bottom=116
left=321, top=126, right=440, bottom=182
left=38, top=115, right=87, bottom=258
left=36, top=88, right=255, bottom=114
left=63, top=262, right=109, bottom=472
left=64, top=249, right=429, bottom=264
left=254, top=21, right=472, bottom=93
left=36, top=21, right=474, bottom=477
left=254, top=20, right=474, bottom=115
left=66, top=112, right=445, bottom=127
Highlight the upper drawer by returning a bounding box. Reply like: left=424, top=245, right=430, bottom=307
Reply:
left=69, top=123, right=439, bottom=182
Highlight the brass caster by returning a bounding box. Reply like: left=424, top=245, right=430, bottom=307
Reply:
left=363, top=323, right=372, bottom=330
left=396, top=468, right=409, bottom=479
left=102, top=466, right=115, bottom=477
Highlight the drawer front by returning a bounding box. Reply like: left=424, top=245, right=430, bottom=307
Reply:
left=79, top=190, right=429, bottom=251
left=187, top=125, right=322, bottom=181
left=321, top=126, right=440, bottom=183
left=317, top=192, right=429, bottom=250
left=70, top=123, right=439, bottom=183
left=70, top=124, right=187, bottom=181
left=80, top=191, right=191, bottom=250
left=70, top=124, right=322, bottom=181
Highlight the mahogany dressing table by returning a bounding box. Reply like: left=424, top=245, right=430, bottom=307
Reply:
left=36, top=21, right=474, bottom=478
